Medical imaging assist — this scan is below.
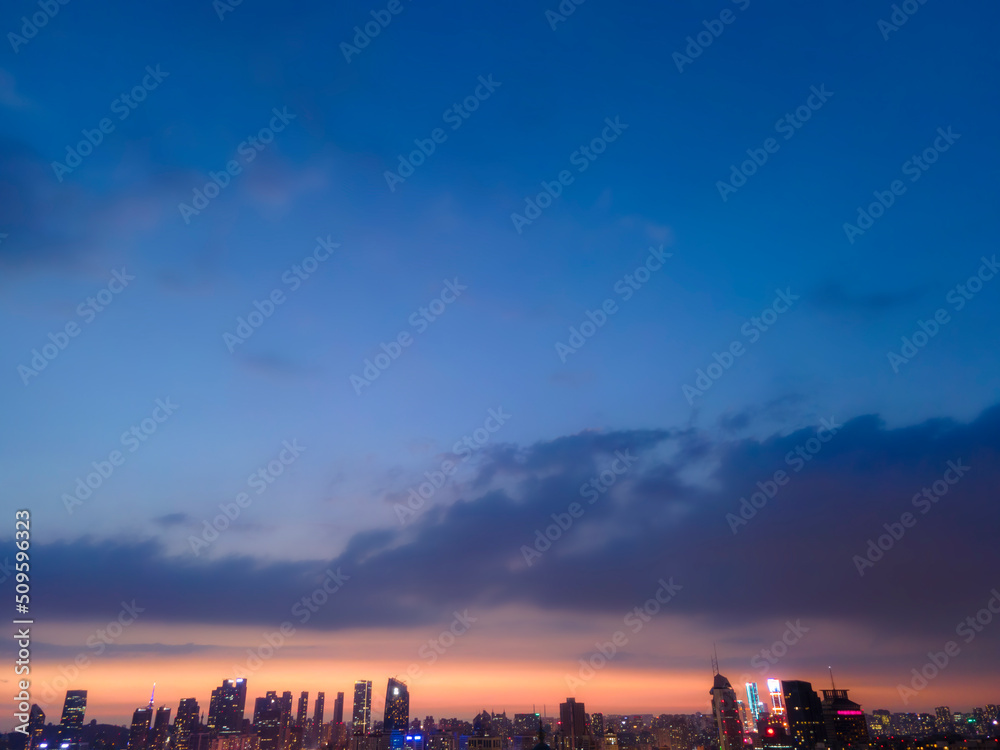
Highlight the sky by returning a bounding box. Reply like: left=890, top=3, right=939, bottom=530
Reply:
left=2, top=0, right=1000, bottom=730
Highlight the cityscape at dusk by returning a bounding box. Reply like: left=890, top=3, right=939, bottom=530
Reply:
left=1, top=0, right=999, bottom=748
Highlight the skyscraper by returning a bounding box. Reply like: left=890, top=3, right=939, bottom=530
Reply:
left=935, top=707, right=954, bottom=733
left=59, top=690, right=88, bottom=739
left=333, top=693, right=345, bottom=726
left=768, top=679, right=787, bottom=726
left=782, top=681, right=826, bottom=750
left=129, top=707, right=154, bottom=750
left=560, top=699, right=588, bottom=750
left=150, top=707, right=172, bottom=750
left=255, top=693, right=284, bottom=750
left=308, top=693, right=325, bottom=749
left=384, top=679, right=410, bottom=733
left=280, top=692, right=294, bottom=750
left=746, top=683, right=765, bottom=723
left=174, top=699, right=201, bottom=750
left=820, top=689, right=868, bottom=750
left=710, top=673, right=746, bottom=750
left=28, top=705, right=45, bottom=750
left=208, top=680, right=248, bottom=736
left=352, top=681, right=372, bottom=735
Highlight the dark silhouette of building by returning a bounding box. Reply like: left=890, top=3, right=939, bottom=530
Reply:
left=783, top=681, right=826, bottom=750
left=353, top=682, right=372, bottom=736
left=308, top=693, right=325, bottom=749
left=384, top=679, right=410, bottom=733
left=559, top=699, right=588, bottom=750
left=174, top=699, right=201, bottom=750
left=149, top=707, right=171, bottom=750
left=60, top=691, right=88, bottom=740
left=821, top=689, right=869, bottom=750
left=711, top=672, right=746, bottom=750
left=333, top=694, right=345, bottom=726
left=208, top=680, right=248, bottom=736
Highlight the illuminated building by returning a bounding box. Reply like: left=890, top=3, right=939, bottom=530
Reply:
left=255, top=693, right=284, bottom=750
left=129, top=707, right=154, bottom=750
left=353, top=682, right=373, bottom=735
left=29, top=704, right=45, bottom=750
left=384, top=679, right=410, bottom=733
left=590, top=714, right=604, bottom=737
left=175, top=699, right=201, bottom=750
left=746, top=684, right=765, bottom=723
left=59, top=691, right=88, bottom=739
left=869, top=711, right=890, bottom=739
left=768, top=680, right=787, bottom=727
left=935, top=707, right=953, bottom=733
left=307, top=694, right=325, bottom=749
left=710, top=673, right=746, bottom=750
left=209, top=680, right=248, bottom=736
left=782, top=681, right=825, bottom=750
left=151, top=707, right=172, bottom=750
left=758, top=715, right=794, bottom=750
left=515, top=715, right=542, bottom=738
left=820, top=689, right=868, bottom=750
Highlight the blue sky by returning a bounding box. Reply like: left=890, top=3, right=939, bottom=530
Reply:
left=2, top=0, right=999, bottom=722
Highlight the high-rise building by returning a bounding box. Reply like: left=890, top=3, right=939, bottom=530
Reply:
left=746, top=684, right=765, bottom=723
left=590, top=714, right=604, bottom=737
left=208, top=680, right=248, bottom=736
left=782, top=681, right=826, bottom=750
left=255, top=692, right=284, bottom=750
left=560, top=699, right=588, bottom=750
left=28, top=705, right=45, bottom=750
left=352, top=682, right=372, bottom=735
left=298, top=693, right=310, bottom=729
left=150, top=707, right=172, bottom=750
left=710, top=674, right=746, bottom=750
left=768, top=680, right=787, bottom=726
left=333, top=693, right=345, bottom=726
left=820, top=690, right=868, bottom=750
left=308, top=694, right=325, bottom=749
left=280, top=692, right=294, bottom=750
left=384, top=679, right=410, bottom=733
left=129, top=707, right=154, bottom=750
left=175, top=699, right=201, bottom=750
left=60, top=691, right=88, bottom=739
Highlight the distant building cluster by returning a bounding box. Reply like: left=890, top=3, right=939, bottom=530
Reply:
left=12, top=676, right=998, bottom=750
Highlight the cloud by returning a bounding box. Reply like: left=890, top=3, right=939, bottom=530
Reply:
left=23, top=404, right=1000, bottom=668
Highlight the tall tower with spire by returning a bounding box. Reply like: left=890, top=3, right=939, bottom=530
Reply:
left=710, top=657, right=746, bottom=750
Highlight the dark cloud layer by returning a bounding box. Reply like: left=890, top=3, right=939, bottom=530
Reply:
left=21, top=405, right=1000, bottom=664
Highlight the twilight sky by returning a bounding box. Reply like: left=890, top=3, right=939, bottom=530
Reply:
left=2, top=0, right=1000, bottom=729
